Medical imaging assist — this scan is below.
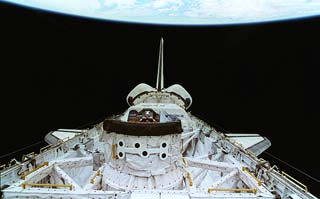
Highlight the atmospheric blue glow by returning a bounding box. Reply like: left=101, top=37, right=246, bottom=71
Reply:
left=4, top=0, right=320, bottom=25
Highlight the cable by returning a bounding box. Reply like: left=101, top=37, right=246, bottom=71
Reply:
left=192, top=113, right=320, bottom=184
left=264, top=151, right=320, bottom=183
left=191, top=112, right=231, bottom=133
left=75, top=115, right=107, bottom=129
left=2, top=112, right=319, bottom=186
left=0, top=115, right=107, bottom=161
left=0, top=140, right=45, bottom=159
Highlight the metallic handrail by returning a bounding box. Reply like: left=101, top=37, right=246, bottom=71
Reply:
left=54, top=137, right=69, bottom=146
left=60, top=137, right=70, bottom=142
left=242, top=167, right=262, bottom=186
left=186, top=172, right=193, bottom=187
left=281, top=171, right=308, bottom=192
left=90, top=170, right=101, bottom=184
left=269, top=165, right=280, bottom=172
left=0, top=164, right=6, bottom=171
left=208, top=188, right=257, bottom=194
left=21, top=162, right=48, bottom=180
left=22, top=183, right=72, bottom=190
left=182, top=157, right=187, bottom=166
left=40, top=145, right=52, bottom=153
left=22, top=152, right=35, bottom=161
left=181, top=140, right=184, bottom=152
left=112, top=144, right=118, bottom=159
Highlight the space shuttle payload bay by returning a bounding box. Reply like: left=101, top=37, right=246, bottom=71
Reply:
left=0, top=38, right=317, bottom=199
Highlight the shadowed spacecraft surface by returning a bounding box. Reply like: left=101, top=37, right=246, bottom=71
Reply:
left=0, top=39, right=318, bottom=198
left=3, top=0, right=320, bottom=25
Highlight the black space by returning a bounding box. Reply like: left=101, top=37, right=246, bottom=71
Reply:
left=0, top=2, right=319, bottom=196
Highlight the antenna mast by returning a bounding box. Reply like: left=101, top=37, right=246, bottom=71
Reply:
left=156, top=38, right=164, bottom=91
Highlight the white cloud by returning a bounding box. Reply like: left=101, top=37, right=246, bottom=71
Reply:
left=151, top=0, right=183, bottom=9
left=184, top=0, right=320, bottom=21
left=8, top=0, right=320, bottom=24
left=19, top=0, right=101, bottom=14
left=184, top=0, right=272, bottom=19
left=103, top=0, right=137, bottom=9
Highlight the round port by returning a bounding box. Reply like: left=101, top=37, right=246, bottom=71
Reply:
left=161, top=153, right=167, bottom=159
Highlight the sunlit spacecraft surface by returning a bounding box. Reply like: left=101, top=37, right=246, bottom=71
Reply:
left=0, top=39, right=317, bottom=199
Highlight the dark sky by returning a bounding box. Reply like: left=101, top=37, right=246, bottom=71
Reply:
left=1, top=2, right=319, bottom=195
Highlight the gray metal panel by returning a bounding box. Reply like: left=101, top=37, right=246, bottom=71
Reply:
left=247, top=136, right=271, bottom=156
left=44, top=131, right=59, bottom=145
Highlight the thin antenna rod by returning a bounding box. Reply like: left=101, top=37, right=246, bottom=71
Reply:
left=156, top=38, right=164, bottom=91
